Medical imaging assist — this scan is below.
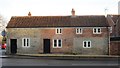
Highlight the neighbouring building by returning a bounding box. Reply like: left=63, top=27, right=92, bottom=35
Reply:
left=118, top=1, right=120, bottom=14
left=6, top=9, right=110, bottom=55
left=107, top=15, right=120, bottom=55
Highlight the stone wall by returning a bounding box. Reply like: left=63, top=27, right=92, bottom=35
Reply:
left=6, top=28, right=41, bottom=54
left=73, top=37, right=108, bottom=55
left=73, top=27, right=109, bottom=55
left=6, top=27, right=109, bottom=55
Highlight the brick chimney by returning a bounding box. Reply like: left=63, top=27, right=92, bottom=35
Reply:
left=28, top=12, right=31, bottom=16
left=71, top=8, right=75, bottom=16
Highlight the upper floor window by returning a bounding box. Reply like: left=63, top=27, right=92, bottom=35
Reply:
left=76, top=28, right=82, bottom=34
left=22, top=38, right=30, bottom=47
left=53, top=39, right=62, bottom=48
left=93, top=28, right=101, bottom=34
left=83, top=40, right=91, bottom=48
left=56, top=28, right=62, bottom=34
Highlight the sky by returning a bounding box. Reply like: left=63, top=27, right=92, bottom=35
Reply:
left=0, top=0, right=120, bottom=22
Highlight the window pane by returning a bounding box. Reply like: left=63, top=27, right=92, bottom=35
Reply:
left=27, top=39, right=29, bottom=46
left=88, top=42, right=91, bottom=47
left=24, top=39, right=26, bottom=46
left=98, top=28, right=100, bottom=32
left=79, top=28, right=81, bottom=33
left=94, top=28, right=96, bottom=33
left=54, top=40, right=57, bottom=47
left=58, top=40, right=61, bottom=47
left=76, top=29, right=79, bottom=33
left=84, top=42, right=86, bottom=47
left=59, top=29, right=61, bottom=33
left=57, top=29, right=59, bottom=33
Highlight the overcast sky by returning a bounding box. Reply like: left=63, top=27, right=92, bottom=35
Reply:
left=0, top=0, right=119, bottom=21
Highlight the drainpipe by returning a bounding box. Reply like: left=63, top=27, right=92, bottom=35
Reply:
left=107, top=26, right=110, bottom=55
left=108, top=27, right=110, bottom=55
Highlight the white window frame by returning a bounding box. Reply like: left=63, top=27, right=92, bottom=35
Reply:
left=56, top=28, right=62, bottom=34
left=22, top=38, right=30, bottom=47
left=53, top=39, right=62, bottom=48
left=93, top=28, right=101, bottom=34
left=83, top=40, right=91, bottom=48
left=76, top=28, right=82, bottom=34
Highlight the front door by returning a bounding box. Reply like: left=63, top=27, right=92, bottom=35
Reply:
left=43, top=39, right=50, bottom=53
left=10, top=39, right=17, bottom=54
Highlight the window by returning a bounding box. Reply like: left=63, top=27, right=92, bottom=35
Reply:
left=54, top=40, right=57, bottom=47
left=53, top=39, right=62, bottom=48
left=76, top=28, right=82, bottom=34
left=93, top=28, right=101, bottom=34
left=56, top=28, right=62, bottom=34
left=22, top=38, right=30, bottom=47
left=83, top=41, right=91, bottom=48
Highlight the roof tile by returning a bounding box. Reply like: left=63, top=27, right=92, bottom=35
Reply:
left=7, top=15, right=109, bottom=28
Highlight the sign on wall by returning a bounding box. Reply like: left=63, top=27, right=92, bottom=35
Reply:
left=1, top=30, right=6, bottom=36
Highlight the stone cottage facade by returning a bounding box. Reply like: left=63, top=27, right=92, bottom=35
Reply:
left=6, top=9, right=110, bottom=55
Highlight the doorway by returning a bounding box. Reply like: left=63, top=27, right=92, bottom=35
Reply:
left=43, top=39, right=50, bottom=53
left=10, top=39, right=17, bottom=54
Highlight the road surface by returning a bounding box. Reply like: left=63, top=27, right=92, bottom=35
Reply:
left=0, top=49, right=119, bottom=67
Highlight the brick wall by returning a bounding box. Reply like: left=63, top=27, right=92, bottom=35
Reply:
left=110, top=41, right=120, bottom=55
left=6, top=27, right=109, bottom=55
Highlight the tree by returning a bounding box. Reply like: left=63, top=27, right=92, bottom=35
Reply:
left=0, top=14, right=7, bottom=46
left=0, top=14, right=7, bottom=33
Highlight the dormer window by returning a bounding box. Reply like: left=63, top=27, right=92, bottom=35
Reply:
left=93, top=28, right=101, bottom=34
left=76, top=28, right=82, bottom=34
left=56, top=28, right=62, bottom=34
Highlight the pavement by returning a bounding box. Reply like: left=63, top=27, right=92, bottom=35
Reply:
left=1, top=53, right=119, bottom=60
left=0, top=49, right=119, bottom=59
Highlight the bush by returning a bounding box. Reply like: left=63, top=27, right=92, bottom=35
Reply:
left=2, top=36, right=6, bottom=44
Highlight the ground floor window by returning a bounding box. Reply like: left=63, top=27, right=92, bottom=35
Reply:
left=53, top=39, right=62, bottom=48
left=83, top=40, right=91, bottom=48
left=22, top=38, right=30, bottom=47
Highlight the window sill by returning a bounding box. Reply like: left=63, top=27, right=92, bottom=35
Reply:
left=93, top=33, right=101, bottom=34
left=53, top=47, right=62, bottom=48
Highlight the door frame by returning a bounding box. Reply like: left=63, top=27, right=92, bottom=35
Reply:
left=10, top=39, right=17, bottom=54
left=43, top=39, right=51, bottom=53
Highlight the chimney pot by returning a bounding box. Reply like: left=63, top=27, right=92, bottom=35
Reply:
left=71, top=8, right=75, bottom=16
left=28, top=12, right=31, bottom=16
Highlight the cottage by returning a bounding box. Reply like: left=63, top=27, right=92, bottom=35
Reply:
left=6, top=9, right=110, bottom=55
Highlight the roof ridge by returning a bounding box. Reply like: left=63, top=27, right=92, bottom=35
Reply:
left=11, top=15, right=105, bottom=18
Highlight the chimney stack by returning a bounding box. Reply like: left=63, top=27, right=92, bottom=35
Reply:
left=71, top=8, right=75, bottom=16
left=28, top=12, right=31, bottom=16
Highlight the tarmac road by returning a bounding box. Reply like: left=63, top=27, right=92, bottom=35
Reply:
left=1, top=56, right=119, bottom=66
left=0, top=49, right=119, bottom=67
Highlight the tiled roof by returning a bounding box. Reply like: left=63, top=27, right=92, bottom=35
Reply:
left=7, top=15, right=109, bottom=28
